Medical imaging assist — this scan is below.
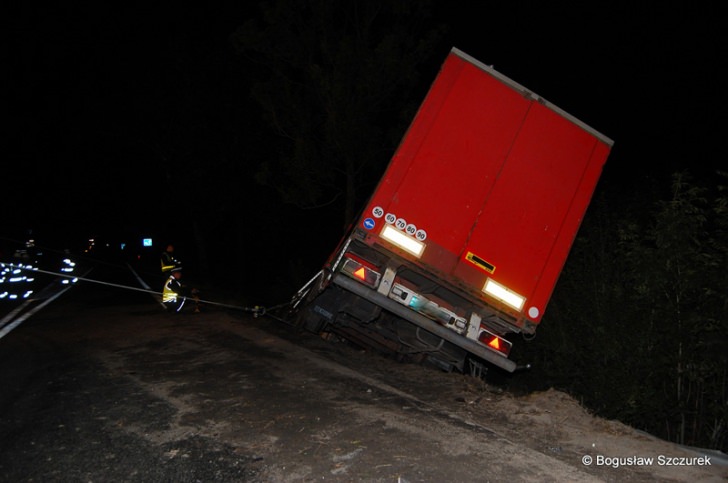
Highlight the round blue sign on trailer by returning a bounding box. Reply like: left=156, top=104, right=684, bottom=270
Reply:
left=363, top=218, right=375, bottom=230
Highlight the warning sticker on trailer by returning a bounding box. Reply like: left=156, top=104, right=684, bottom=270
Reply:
left=466, top=251, right=496, bottom=274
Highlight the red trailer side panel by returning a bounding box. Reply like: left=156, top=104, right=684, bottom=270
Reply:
left=459, top=102, right=610, bottom=324
left=362, top=55, right=531, bottom=267
left=358, top=48, right=612, bottom=329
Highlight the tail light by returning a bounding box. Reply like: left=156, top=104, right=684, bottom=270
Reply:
left=341, top=256, right=381, bottom=288
left=477, top=328, right=512, bottom=357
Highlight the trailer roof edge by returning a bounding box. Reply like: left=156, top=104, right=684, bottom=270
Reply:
left=451, top=47, right=614, bottom=147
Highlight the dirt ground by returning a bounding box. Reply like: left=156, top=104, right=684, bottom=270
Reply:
left=268, top=318, right=727, bottom=482
left=1, top=294, right=726, bottom=482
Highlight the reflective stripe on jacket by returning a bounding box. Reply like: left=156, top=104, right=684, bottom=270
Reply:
left=163, top=276, right=184, bottom=303
left=161, top=253, right=178, bottom=273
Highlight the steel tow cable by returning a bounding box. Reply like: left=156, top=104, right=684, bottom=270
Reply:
left=2, top=262, right=279, bottom=318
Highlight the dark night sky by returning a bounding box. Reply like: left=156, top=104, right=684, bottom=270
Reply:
left=447, top=3, right=725, bottom=182
left=6, top=2, right=726, bottom=249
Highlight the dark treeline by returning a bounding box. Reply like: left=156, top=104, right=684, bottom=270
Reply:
left=7, top=0, right=726, bottom=453
left=512, top=172, right=728, bottom=452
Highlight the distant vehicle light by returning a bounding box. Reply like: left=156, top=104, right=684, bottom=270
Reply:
left=380, top=225, right=425, bottom=258
left=482, top=278, right=526, bottom=312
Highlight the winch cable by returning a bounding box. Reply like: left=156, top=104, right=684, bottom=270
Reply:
left=0, top=266, right=94, bottom=340
left=125, top=262, right=166, bottom=309
left=2, top=262, right=279, bottom=317
left=2, top=233, right=297, bottom=320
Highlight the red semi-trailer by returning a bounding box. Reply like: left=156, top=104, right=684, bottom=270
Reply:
left=292, top=48, right=613, bottom=373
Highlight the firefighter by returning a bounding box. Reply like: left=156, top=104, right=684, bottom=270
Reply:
left=162, top=266, right=198, bottom=313
left=160, top=244, right=180, bottom=275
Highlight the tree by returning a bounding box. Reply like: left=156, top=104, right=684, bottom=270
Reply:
left=625, top=172, right=725, bottom=446
left=231, top=0, right=444, bottom=226
left=515, top=171, right=728, bottom=451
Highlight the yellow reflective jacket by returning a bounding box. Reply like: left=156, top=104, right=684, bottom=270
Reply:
left=161, top=251, right=179, bottom=273
left=162, top=275, right=184, bottom=303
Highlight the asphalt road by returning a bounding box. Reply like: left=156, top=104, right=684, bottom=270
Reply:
left=3, top=263, right=719, bottom=482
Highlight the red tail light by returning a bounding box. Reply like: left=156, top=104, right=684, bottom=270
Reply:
left=354, top=267, right=367, bottom=281
left=478, top=329, right=512, bottom=357
left=341, top=256, right=381, bottom=288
